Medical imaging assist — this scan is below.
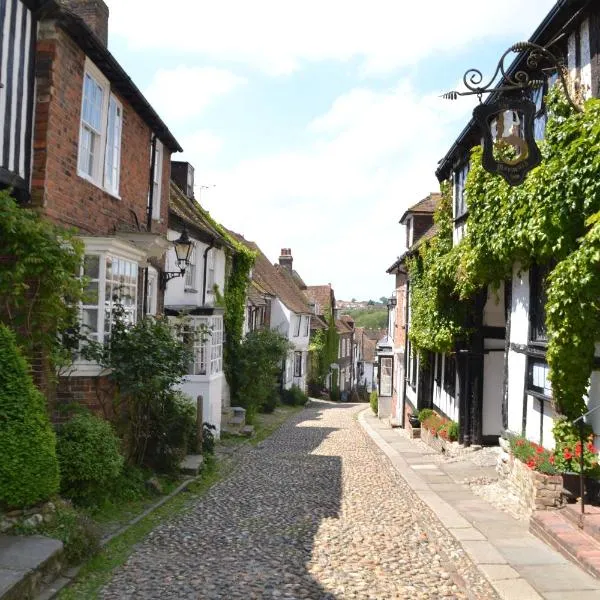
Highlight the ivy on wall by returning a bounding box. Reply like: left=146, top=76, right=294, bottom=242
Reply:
left=189, top=203, right=256, bottom=405
left=0, top=191, right=84, bottom=372
left=406, top=182, right=465, bottom=354
left=406, top=86, right=600, bottom=420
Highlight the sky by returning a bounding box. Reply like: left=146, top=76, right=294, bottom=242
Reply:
left=105, top=0, right=556, bottom=301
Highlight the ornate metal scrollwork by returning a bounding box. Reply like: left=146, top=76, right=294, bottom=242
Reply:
left=442, top=42, right=582, bottom=113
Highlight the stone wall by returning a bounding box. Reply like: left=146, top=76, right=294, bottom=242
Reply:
left=497, top=437, right=563, bottom=515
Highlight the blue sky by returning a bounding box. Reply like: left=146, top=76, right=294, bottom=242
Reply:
left=106, top=0, right=556, bottom=301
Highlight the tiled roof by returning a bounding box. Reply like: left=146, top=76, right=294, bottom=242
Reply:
left=169, top=181, right=232, bottom=248
left=336, top=319, right=353, bottom=334
left=362, top=336, right=376, bottom=362
left=399, top=192, right=441, bottom=224
left=310, top=315, right=328, bottom=330
left=305, top=285, right=334, bottom=316
left=228, top=231, right=311, bottom=315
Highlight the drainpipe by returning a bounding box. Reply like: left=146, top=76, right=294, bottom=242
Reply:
left=147, top=134, right=157, bottom=231
left=144, top=134, right=158, bottom=315
left=202, top=238, right=216, bottom=306
left=401, top=280, right=409, bottom=428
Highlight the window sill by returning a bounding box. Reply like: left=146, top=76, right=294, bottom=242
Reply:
left=77, top=170, right=121, bottom=200
left=527, top=389, right=552, bottom=402
left=184, top=288, right=199, bottom=294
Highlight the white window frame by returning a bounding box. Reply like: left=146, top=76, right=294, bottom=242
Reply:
left=151, top=140, right=163, bottom=220
left=75, top=237, right=146, bottom=375
left=294, top=351, right=303, bottom=377
left=146, top=266, right=158, bottom=316
left=77, top=58, right=123, bottom=197
left=104, top=95, right=123, bottom=196
left=303, top=315, right=309, bottom=337
left=179, top=315, right=223, bottom=376
left=293, top=314, right=301, bottom=337
left=206, top=248, right=215, bottom=290
left=185, top=243, right=197, bottom=290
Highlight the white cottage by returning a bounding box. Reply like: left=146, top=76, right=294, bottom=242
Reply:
left=164, top=163, right=233, bottom=436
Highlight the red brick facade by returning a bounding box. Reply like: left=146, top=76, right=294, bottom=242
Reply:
left=29, top=21, right=173, bottom=413
left=31, top=23, right=170, bottom=237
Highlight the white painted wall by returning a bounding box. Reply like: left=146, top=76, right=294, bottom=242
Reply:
left=432, top=354, right=459, bottom=422
left=506, top=264, right=529, bottom=434
left=483, top=282, right=505, bottom=327
left=176, top=374, right=223, bottom=438
left=483, top=347, right=504, bottom=437
left=164, top=228, right=227, bottom=308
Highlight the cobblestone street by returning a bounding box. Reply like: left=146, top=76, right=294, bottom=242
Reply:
left=100, top=401, right=498, bottom=599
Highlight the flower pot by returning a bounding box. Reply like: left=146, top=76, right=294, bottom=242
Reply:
left=408, top=415, right=420, bottom=428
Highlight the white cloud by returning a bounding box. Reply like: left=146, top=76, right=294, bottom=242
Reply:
left=186, top=81, right=475, bottom=299
left=144, top=66, right=245, bottom=123
left=107, top=0, right=556, bottom=76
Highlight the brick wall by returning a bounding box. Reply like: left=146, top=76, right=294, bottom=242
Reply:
left=31, top=22, right=170, bottom=238
left=30, top=22, right=172, bottom=411
left=412, top=215, right=434, bottom=245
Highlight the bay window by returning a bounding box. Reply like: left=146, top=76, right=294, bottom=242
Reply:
left=179, top=315, right=223, bottom=376
left=78, top=239, right=145, bottom=365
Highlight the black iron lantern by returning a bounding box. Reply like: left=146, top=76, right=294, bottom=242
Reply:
left=173, top=227, right=193, bottom=270
left=160, top=227, right=193, bottom=289
left=473, top=97, right=541, bottom=186
left=443, top=42, right=582, bottom=187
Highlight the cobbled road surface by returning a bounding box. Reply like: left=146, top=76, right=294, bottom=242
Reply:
left=100, top=401, right=499, bottom=599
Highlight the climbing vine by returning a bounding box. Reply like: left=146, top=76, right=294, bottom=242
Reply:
left=406, top=182, right=465, bottom=354
left=406, top=85, right=600, bottom=420
left=0, top=191, right=84, bottom=371
left=189, top=203, right=256, bottom=404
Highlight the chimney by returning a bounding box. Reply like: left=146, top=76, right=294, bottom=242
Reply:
left=278, top=248, right=293, bottom=271
left=62, top=0, right=110, bottom=46
left=171, top=161, right=195, bottom=198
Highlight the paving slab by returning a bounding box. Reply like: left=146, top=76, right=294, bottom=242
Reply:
left=359, top=410, right=600, bottom=600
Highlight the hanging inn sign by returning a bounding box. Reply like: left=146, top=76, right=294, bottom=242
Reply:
left=442, top=42, right=582, bottom=186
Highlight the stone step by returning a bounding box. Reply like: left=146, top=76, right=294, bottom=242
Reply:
left=562, top=501, right=600, bottom=544
left=179, top=454, right=204, bottom=476
left=0, top=535, right=64, bottom=600
left=530, top=509, right=600, bottom=579
left=241, top=425, right=254, bottom=437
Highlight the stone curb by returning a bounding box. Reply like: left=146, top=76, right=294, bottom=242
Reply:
left=357, top=408, right=543, bottom=600
left=36, top=474, right=203, bottom=600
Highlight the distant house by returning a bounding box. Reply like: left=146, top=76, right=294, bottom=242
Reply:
left=355, top=327, right=376, bottom=393
left=163, top=162, right=234, bottom=435
left=386, top=193, right=440, bottom=425
left=231, top=239, right=312, bottom=392
left=336, top=317, right=354, bottom=394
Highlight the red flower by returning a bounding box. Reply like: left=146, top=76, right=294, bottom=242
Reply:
left=587, top=442, right=597, bottom=453
left=526, top=459, right=536, bottom=468
left=564, top=449, right=573, bottom=460
left=536, top=446, right=544, bottom=454
left=549, top=455, right=556, bottom=464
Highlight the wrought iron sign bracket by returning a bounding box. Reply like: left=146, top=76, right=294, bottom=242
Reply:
left=442, top=41, right=582, bottom=113
left=441, top=42, right=582, bottom=186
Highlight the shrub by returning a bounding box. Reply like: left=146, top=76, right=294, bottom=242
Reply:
left=281, top=385, right=308, bottom=406
left=0, top=324, right=60, bottom=508
left=56, top=412, right=124, bottom=505
left=307, top=379, right=322, bottom=398
left=202, top=423, right=217, bottom=455
left=447, top=421, right=459, bottom=442
left=235, top=329, right=290, bottom=420
left=144, top=390, right=197, bottom=474
left=552, top=417, right=600, bottom=476
left=418, top=408, right=435, bottom=423
left=509, top=434, right=558, bottom=475
left=82, top=308, right=191, bottom=468
left=260, top=387, right=280, bottom=414
left=370, top=391, right=378, bottom=415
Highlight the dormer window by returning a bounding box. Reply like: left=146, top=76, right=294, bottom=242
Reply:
left=405, top=216, right=413, bottom=247
left=454, top=162, right=470, bottom=220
